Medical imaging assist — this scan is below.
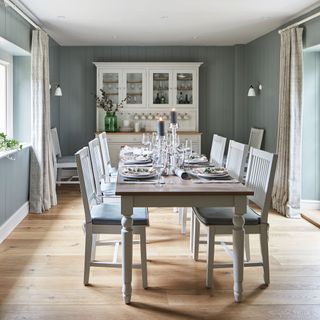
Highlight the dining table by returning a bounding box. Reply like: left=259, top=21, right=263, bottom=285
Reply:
left=116, top=172, right=254, bottom=304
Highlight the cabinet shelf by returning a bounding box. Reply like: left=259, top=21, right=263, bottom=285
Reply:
left=103, top=80, right=118, bottom=84
left=127, top=80, right=142, bottom=84
left=127, top=93, right=142, bottom=96
left=153, top=78, right=169, bottom=81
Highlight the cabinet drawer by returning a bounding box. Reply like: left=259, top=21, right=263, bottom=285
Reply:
left=106, top=134, right=142, bottom=144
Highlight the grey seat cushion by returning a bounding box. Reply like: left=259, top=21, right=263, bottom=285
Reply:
left=193, top=206, right=260, bottom=226
left=57, top=155, right=76, bottom=164
left=91, top=203, right=148, bottom=226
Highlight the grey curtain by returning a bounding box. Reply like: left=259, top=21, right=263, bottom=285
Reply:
left=29, top=30, right=57, bottom=213
left=272, top=27, right=303, bottom=218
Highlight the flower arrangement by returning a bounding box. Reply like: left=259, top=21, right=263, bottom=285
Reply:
left=0, top=132, right=22, bottom=151
left=96, top=88, right=128, bottom=113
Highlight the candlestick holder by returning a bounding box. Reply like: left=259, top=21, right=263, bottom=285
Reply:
left=168, top=122, right=180, bottom=174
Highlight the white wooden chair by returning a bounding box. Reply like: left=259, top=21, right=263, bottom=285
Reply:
left=98, top=132, right=117, bottom=182
left=190, top=140, right=249, bottom=254
left=88, top=138, right=116, bottom=200
left=50, top=127, right=79, bottom=184
left=75, top=147, right=148, bottom=288
left=180, top=134, right=227, bottom=236
left=192, top=148, right=277, bottom=288
left=248, top=128, right=264, bottom=149
left=210, top=134, right=227, bottom=166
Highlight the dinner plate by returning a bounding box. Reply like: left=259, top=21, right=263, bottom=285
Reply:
left=185, top=157, right=208, bottom=164
left=124, top=155, right=152, bottom=165
left=121, top=167, right=157, bottom=179
left=191, top=167, right=231, bottom=179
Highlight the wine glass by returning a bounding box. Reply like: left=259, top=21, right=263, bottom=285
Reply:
left=185, top=139, right=193, bottom=161
left=142, top=133, right=151, bottom=151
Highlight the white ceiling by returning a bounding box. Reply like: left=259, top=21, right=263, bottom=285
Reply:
left=16, top=0, right=320, bottom=46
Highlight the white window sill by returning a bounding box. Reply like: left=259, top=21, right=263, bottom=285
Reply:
left=0, top=143, right=31, bottom=160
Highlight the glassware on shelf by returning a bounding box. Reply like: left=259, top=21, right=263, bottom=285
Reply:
left=147, top=113, right=153, bottom=120
left=141, top=113, right=146, bottom=120
left=177, top=113, right=182, bottom=120
left=133, top=113, right=140, bottom=120
left=162, top=113, right=168, bottom=120
left=182, top=113, right=190, bottom=120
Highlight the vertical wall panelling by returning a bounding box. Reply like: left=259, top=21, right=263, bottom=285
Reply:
left=49, top=38, right=61, bottom=133
left=0, top=1, right=32, bottom=52
left=0, top=147, right=30, bottom=227
left=244, top=30, right=281, bottom=152
left=58, top=46, right=235, bottom=156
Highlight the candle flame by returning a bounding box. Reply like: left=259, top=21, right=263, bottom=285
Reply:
left=159, top=117, right=163, bottom=121
left=172, top=108, right=175, bottom=111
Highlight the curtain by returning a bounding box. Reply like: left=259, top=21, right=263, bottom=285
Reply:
left=272, top=28, right=303, bottom=218
left=29, top=30, right=57, bottom=213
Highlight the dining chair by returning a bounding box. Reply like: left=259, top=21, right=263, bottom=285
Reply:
left=190, top=140, right=249, bottom=253
left=75, top=146, right=148, bottom=288
left=50, top=127, right=79, bottom=185
left=248, top=128, right=264, bottom=149
left=88, top=138, right=116, bottom=200
left=98, top=132, right=118, bottom=182
left=192, top=148, right=277, bottom=288
left=210, top=134, right=227, bottom=166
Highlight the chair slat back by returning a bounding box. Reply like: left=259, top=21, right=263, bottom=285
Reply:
left=75, top=147, right=97, bottom=224
left=50, top=127, right=62, bottom=157
left=98, top=132, right=112, bottom=181
left=225, top=140, right=249, bottom=181
left=245, top=148, right=277, bottom=223
left=248, top=128, right=264, bottom=149
left=210, top=134, right=227, bottom=166
left=88, top=138, right=105, bottom=196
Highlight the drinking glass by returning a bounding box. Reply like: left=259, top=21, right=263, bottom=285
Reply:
left=142, top=133, right=151, bottom=151
left=185, top=139, right=192, bottom=160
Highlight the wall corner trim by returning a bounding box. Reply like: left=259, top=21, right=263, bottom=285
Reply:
left=301, top=199, right=320, bottom=210
left=0, top=201, right=29, bottom=244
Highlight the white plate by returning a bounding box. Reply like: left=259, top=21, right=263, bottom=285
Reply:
left=191, top=167, right=230, bottom=179
left=185, top=157, right=208, bottom=164
left=121, top=167, right=157, bottom=179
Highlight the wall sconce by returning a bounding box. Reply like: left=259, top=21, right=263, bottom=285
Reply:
left=49, top=83, right=63, bottom=96
left=247, top=83, right=262, bottom=97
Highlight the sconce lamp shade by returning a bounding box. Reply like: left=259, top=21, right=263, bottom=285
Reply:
left=247, top=85, right=256, bottom=97
left=54, top=85, right=62, bottom=96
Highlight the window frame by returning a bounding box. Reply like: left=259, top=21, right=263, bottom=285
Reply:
left=0, top=58, right=13, bottom=137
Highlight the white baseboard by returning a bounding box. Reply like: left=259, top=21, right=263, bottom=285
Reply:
left=301, top=200, right=320, bottom=210
left=0, top=201, right=29, bottom=244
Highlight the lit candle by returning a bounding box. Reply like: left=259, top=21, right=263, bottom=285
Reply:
left=170, top=108, right=177, bottom=124
left=158, top=117, right=165, bottom=136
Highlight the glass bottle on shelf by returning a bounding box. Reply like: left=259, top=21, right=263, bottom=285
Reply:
left=185, top=94, right=189, bottom=104
left=160, top=93, right=166, bottom=104
left=178, top=92, right=184, bottom=104
left=147, top=113, right=153, bottom=120
left=155, top=93, right=161, bottom=104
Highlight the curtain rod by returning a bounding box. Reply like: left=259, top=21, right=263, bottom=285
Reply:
left=4, top=0, right=41, bottom=30
left=278, top=10, right=320, bottom=33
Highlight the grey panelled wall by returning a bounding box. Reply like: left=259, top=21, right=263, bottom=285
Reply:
left=50, top=38, right=61, bottom=133
left=0, top=0, right=31, bottom=52
left=302, top=51, right=320, bottom=201
left=0, top=147, right=30, bottom=226
left=58, top=46, right=236, bottom=156
left=244, top=30, right=280, bottom=153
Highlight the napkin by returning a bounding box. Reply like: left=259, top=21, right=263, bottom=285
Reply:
left=175, top=168, right=189, bottom=180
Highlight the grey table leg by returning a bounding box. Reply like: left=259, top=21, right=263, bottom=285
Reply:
left=232, top=196, right=246, bottom=303
left=121, top=196, right=134, bottom=304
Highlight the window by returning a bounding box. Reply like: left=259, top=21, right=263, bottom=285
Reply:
left=0, top=62, right=7, bottom=134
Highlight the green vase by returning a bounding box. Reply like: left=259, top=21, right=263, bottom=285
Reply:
left=105, top=112, right=118, bottom=132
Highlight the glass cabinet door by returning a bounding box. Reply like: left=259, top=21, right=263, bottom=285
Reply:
left=173, top=71, right=196, bottom=107
left=124, top=71, right=146, bottom=107
left=102, top=71, right=121, bottom=105
left=149, top=71, right=172, bottom=107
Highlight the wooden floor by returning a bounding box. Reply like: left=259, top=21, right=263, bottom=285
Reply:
left=1, top=186, right=320, bottom=320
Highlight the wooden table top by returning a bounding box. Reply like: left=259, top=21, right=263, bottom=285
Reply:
left=116, top=175, right=253, bottom=196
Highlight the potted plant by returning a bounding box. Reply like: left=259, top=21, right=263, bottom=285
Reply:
left=96, top=89, right=128, bottom=132
left=0, top=133, right=22, bottom=151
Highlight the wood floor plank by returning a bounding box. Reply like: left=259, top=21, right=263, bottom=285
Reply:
left=0, top=186, right=319, bottom=319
